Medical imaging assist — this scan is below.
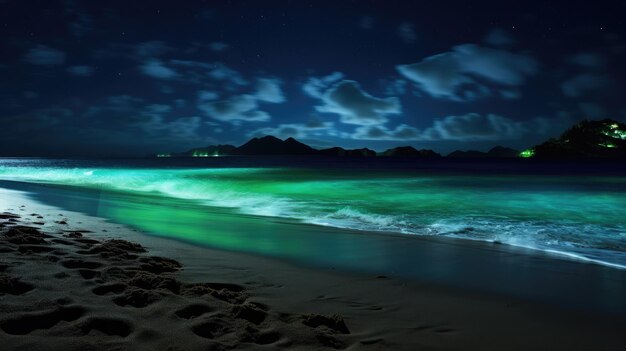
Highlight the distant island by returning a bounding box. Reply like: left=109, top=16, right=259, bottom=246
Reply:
left=155, top=119, right=626, bottom=159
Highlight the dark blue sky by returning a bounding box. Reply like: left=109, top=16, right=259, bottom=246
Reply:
left=1, top=0, right=625, bottom=156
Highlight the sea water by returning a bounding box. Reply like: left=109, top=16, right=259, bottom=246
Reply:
left=1, top=157, right=625, bottom=269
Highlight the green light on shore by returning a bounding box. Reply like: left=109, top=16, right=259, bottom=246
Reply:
left=519, top=149, right=535, bottom=158
left=156, top=153, right=171, bottom=158
left=192, top=151, right=209, bottom=157
left=602, top=123, right=626, bottom=140
left=599, top=143, right=617, bottom=148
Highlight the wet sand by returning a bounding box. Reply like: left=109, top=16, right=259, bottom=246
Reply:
left=0, top=187, right=624, bottom=350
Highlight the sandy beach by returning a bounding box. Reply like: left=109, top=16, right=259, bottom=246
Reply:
left=1, top=188, right=355, bottom=350
left=1, top=185, right=624, bottom=350
left=3, top=0, right=626, bottom=348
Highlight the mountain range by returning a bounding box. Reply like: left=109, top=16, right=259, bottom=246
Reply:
left=156, top=119, right=626, bottom=159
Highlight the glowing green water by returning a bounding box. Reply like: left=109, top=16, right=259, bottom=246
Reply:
left=1, top=161, right=625, bottom=268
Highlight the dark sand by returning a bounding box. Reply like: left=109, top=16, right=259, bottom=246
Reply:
left=0, top=187, right=624, bottom=350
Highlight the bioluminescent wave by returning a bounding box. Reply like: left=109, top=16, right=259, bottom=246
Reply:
left=1, top=160, right=625, bottom=269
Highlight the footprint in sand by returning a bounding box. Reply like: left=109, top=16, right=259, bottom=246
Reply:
left=0, top=274, right=34, bottom=295
left=0, top=305, right=85, bottom=335
left=60, top=259, right=103, bottom=270
left=77, top=317, right=133, bottom=337
left=175, top=304, right=215, bottom=319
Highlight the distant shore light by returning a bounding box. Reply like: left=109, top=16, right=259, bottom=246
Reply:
left=519, top=149, right=535, bottom=158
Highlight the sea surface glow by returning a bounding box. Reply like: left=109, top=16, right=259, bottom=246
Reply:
left=1, top=158, right=625, bottom=270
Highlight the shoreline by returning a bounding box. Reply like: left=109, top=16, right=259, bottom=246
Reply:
left=2, top=180, right=625, bottom=316
left=0, top=188, right=354, bottom=350
left=1, top=185, right=625, bottom=350
left=1, top=167, right=625, bottom=272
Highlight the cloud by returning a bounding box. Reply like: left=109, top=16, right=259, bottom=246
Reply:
left=425, top=113, right=528, bottom=141
left=100, top=44, right=245, bottom=86
left=136, top=59, right=280, bottom=124
left=499, top=89, right=521, bottom=99
left=209, top=42, right=229, bottom=52
left=254, top=78, right=285, bottom=103
left=567, top=52, right=606, bottom=69
left=69, top=13, right=92, bottom=37
left=166, top=116, right=203, bottom=139
left=397, top=22, right=417, bottom=43
left=23, top=45, right=66, bottom=65
left=137, top=104, right=202, bottom=139
left=93, top=99, right=205, bottom=142
left=351, top=113, right=566, bottom=142
left=94, top=41, right=171, bottom=61
left=383, top=79, right=408, bottom=96
left=136, top=41, right=172, bottom=58
left=426, top=113, right=568, bottom=141
left=206, top=63, right=247, bottom=84
left=483, top=28, right=515, bottom=47
left=561, top=52, right=610, bottom=98
left=302, top=72, right=344, bottom=98
left=198, top=94, right=270, bottom=123
left=198, top=90, right=219, bottom=101
left=196, top=76, right=286, bottom=123
left=67, top=65, right=94, bottom=76
left=106, top=95, right=143, bottom=111
left=454, top=45, right=538, bottom=85
left=0, top=95, right=213, bottom=156
left=82, top=95, right=143, bottom=119
left=398, top=52, right=474, bottom=100
left=248, top=119, right=334, bottom=139
left=169, top=60, right=248, bottom=87
left=315, top=80, right=402, bottom=125
left=561, top=73, right=610, bottom=97
left=63, top=1, right=92, bottom=37
left=139, top=59, right=179, bottom=79
left=352, top=124, right=422, bottom=140
left=397, top=44, right=538, bottom=101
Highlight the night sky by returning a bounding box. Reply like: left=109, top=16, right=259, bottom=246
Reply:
left=1, top=0, right=625, bottom=157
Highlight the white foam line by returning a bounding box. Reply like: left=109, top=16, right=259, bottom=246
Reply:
left=309, top=221, right=626, bottom=270
left=4, top=169, right=626, bottom=270
left=530, top=246, right=626, bottom=270
left=448, top=236, right=626, bottom=270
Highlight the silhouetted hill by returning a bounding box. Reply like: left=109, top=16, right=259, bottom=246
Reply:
left=446, top=150, right=488, bottom=158
left=318, top=147, right=376, bottom=157
left=486, top=146, right=519, bottom=158
left=233, top=136, right=318, bottom=155
left=382, top=146, right=441, bottom=158
left=345, top=148, right=376, bottom=157
left=317, top=147, right=347, bottom=156
left=446, top=146, right=518, bottom=158
left=155, top=119, right=626, bottom=159
left=529, top=119, right=626, bottom=158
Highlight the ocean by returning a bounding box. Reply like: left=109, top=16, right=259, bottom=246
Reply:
left=1, top=157, right=625, bottom=271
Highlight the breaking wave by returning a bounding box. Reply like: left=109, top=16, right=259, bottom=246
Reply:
left=1, top=163, right=625, bottom=269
